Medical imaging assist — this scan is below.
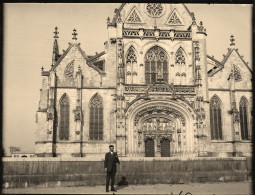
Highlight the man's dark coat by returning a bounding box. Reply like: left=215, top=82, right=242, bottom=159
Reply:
left=104, top=152, right=120, bottom=172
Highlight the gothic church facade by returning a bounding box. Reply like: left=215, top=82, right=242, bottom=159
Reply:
left=35, top=3, right=252, bottom=158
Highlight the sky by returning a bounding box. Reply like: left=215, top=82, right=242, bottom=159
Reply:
left=3, top=3, right=252, bottom=155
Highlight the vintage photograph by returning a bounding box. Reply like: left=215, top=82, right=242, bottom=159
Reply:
left=2, top=3, right=252, bottom=194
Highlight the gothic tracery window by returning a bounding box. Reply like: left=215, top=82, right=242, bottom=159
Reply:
left=146, top=3, right=164, bottom=17
left=126, top=47, right=138, bottom=84
left=175, top=47, right=186, bottom=65
left=127, top=9, right=141, bottom=23
left=168, top=12, right=181, bottom=24
left=239, top=97, right=249, bottom=140
left=145, top=46, right=168, bottom=84
left=233, top=65, right=242, bottom=82
left=59, top=94, right=70, bottom=140
left=89, top=93, right=103, bottom=140
left=210, top=95, right=223, bottom=140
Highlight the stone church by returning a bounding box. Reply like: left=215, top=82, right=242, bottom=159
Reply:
left=35, top=3, right=252, bottom=158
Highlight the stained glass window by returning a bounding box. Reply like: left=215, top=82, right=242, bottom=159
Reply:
left=210, top=95, right=223, bottom=140
left=145, top=46, right=168, bottom=84
left=239, top=97, right=249, bottom=140
left=89, top=93, right=103, bottom=140
left=59, top=94, right=69, bottom=140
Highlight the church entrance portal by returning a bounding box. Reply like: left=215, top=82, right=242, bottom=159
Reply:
left=125, top=99, right=196, bottom=157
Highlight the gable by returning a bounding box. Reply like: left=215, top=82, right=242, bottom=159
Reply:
left=118, top=3, right=192, bottom=30
left=207, top=49, right=252, bottom=90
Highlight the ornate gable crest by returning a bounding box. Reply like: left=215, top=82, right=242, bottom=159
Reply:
left=125, top=6, right=145, bottom=24
left=166, top=9, right=184, bottom=26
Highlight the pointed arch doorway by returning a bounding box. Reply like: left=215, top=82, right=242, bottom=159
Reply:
left=126, top=99, right=196, bottom=158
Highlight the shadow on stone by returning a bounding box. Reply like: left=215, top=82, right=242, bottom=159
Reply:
left=116, top=176, right=129, bottom=190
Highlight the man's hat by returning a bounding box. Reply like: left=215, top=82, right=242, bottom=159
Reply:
left=109, top=145, right=114, bottom=148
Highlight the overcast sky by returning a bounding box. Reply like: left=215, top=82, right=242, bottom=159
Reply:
left=3, top=3, right=252, bottom=155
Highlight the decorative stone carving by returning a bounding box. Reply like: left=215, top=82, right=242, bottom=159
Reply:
left=234, top=112, right=240, bottom=123
left=123, top=28, right=191, bottom=40
left=74, top=112, right=81, bottom=121
left=126, top=8, right=142, bottom=23
left=134, top=106, right=186, bottom=126
left=124, top=84, right=196, bottom=95
left=75, top=131, right=80, bottom=135
left=126, top=47, right=137, bottom=63
left=144, top=30, right=154, bottom=37
left=47, top=111, right=54, bottom=121
left=175, top=47, right=186, bottom=65
left=233, top=65, right=242, bottom=82
left=166, top=11, right=182, bottom=25
left=146, top=3, right=164, bottom=17
left=145, top=46, right=168, bottom=61
left=123, top=30, right=140, bottom=36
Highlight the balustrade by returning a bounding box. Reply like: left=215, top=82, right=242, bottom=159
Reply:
left=123, top=28, right=192, bottom=40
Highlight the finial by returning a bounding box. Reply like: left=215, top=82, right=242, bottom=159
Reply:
left=41, top=66, right=44, bottom=72
left=72, top=28, right=78, bottom=40
left=53, top=26, right=59, bottom=39
left=191, top=12, right=196, bottom=25
left=107, top=17, right=110, bottom=24
left=114, top=8, right=118, bottom=13
left=51, top=64, right=54, bottom=68
left=230, top=35, right=235, bottom=46
left=78, top=65, right=81, bottom=72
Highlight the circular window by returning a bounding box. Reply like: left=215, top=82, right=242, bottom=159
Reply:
left=146, top=3, right=164, bottom=17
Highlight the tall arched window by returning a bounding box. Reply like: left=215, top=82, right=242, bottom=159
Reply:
left=210, top=95, right=223, bottom=140
left=175, top=47, right=186, bottom=65
left=126, top=47, right=137, bottom=84
left=145, top=46, right=168, bottom=84
left=89, top=93, right=103, bottom=140
left=239, top=97, right=249, bottom=140
left=59, top=94, right=69, bottom=140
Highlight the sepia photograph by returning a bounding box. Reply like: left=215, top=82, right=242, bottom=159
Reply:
left=2, top=3, right=252, bottom=194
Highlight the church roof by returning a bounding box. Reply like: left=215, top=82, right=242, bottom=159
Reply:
left=207, top=48, right=252, bottom=77
left=50, top=42, right=106, bottom=75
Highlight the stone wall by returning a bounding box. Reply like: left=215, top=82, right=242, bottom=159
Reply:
left=2, top=157, right=251, bottom=188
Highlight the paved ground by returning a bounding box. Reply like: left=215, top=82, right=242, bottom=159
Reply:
left=2, top=182, right=252, bottom=194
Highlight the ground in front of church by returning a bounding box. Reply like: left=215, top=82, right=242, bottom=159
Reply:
left=2, top=182, right=252, bottom=194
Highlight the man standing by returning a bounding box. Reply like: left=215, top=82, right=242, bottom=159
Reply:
left=104, top=145, right=120, bottom=192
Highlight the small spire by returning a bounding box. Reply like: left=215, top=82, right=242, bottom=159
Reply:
left=107, top=17, right=110, bottom=25
left=72, top=28, right=78, bottom=40
left=53, top=26, right=59, bottom=39
left=41, top=66, right=44, bottom=72
left=191, top=12, right=196, bottom=25
left=230, top=35, right=235, bottom=46
left=52, top=26, right=59, bottom=65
